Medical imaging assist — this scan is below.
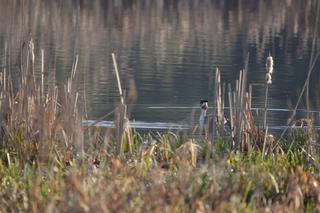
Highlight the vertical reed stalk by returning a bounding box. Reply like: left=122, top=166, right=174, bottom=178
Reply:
left=4, top=42, right=7, bottom=92
left=249, top=84, right=252, bottom=109
left=221, top=82, right=226, bottom=135
left=263, top=83, right=269, bottom=129
left=83, top=62, right=88, bottom=119
left=240, top=54, right=249, bottom=150
left=41, top=49, right=44, bottom=99
left=211, top=68, right=218, bottom=142
left=262, top=126, right=268, bottom=159
left=112, top=53, right=124, bottom=105
left=228, top=83, right=235, bottom=148
left=30, top=39, right=36, bottom=90
left=111, top=53, right=129, bottom=155
left=216, top=68, right=223, bottom=135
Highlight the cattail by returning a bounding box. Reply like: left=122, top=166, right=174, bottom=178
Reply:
left=263, top=54, right=274, bottom=138
left=266, top=55, right=273, bottom=74
left=265, top=73, right=272, bottom=84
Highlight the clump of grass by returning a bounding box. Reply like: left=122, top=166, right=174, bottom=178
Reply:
left=0, top=39, right=84, bottom=168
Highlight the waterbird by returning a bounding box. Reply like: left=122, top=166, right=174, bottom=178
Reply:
left=199, top=99, right=208, bottom=131
left=199, top=99, right=232, bottom=137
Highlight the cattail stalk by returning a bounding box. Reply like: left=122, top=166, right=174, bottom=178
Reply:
left=263, top=54, right=274, bottom=129
left=262, top=126, right=268, bottom=159
left=263, top=84, right=269, bottom=129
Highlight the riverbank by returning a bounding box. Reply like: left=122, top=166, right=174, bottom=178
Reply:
left=0, top=131, right=319, bottom=212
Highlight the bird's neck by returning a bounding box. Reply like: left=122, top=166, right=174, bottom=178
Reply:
left=201, top=109, right=207, bottom=117
left=199, top=108, right=208, bottom=129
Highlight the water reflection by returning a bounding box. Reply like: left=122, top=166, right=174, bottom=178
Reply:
left=0, top=0, right=319, bottom=126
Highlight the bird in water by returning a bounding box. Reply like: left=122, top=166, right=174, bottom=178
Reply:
left=199, top=99, right=208, bottom=132
left=199, top=99, right=231, bottom=137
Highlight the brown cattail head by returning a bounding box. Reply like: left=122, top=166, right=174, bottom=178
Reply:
left=266, top=55, right=274, bottom=74
left=265, top=73, right=272, bottom=84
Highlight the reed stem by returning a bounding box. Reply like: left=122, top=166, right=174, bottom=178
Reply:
left=262, top=126, right=268, bottom=159
left=111, top=53, right=128, bottom=155
left=41, top=49, right=44, bottom=99
left=112, top=53, right=124, bottom=105
left=263, top=83, right=269, bottom=129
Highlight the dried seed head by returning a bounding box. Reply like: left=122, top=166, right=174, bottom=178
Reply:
left=265, top=73, right=272, bottom=84
left=266, top=55, right=273, bottom=74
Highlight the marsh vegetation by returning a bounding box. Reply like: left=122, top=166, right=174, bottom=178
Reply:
left=0, top=0, right=320, bottom=212
left=0, top=36, right=319, bottom=212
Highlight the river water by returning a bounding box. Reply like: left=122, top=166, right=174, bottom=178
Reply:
left=0, top=0, right=319, bottom=128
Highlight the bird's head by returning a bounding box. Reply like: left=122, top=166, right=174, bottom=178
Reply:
left=200, top=99, right=208, bottom=110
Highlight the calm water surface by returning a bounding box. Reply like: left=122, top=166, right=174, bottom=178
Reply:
left=0, top=0, right=319, bottom=128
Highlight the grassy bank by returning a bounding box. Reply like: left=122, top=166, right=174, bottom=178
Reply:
left=1, top=132, right=320, bottom=212
left=0, top=40, right=320, bottom=212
